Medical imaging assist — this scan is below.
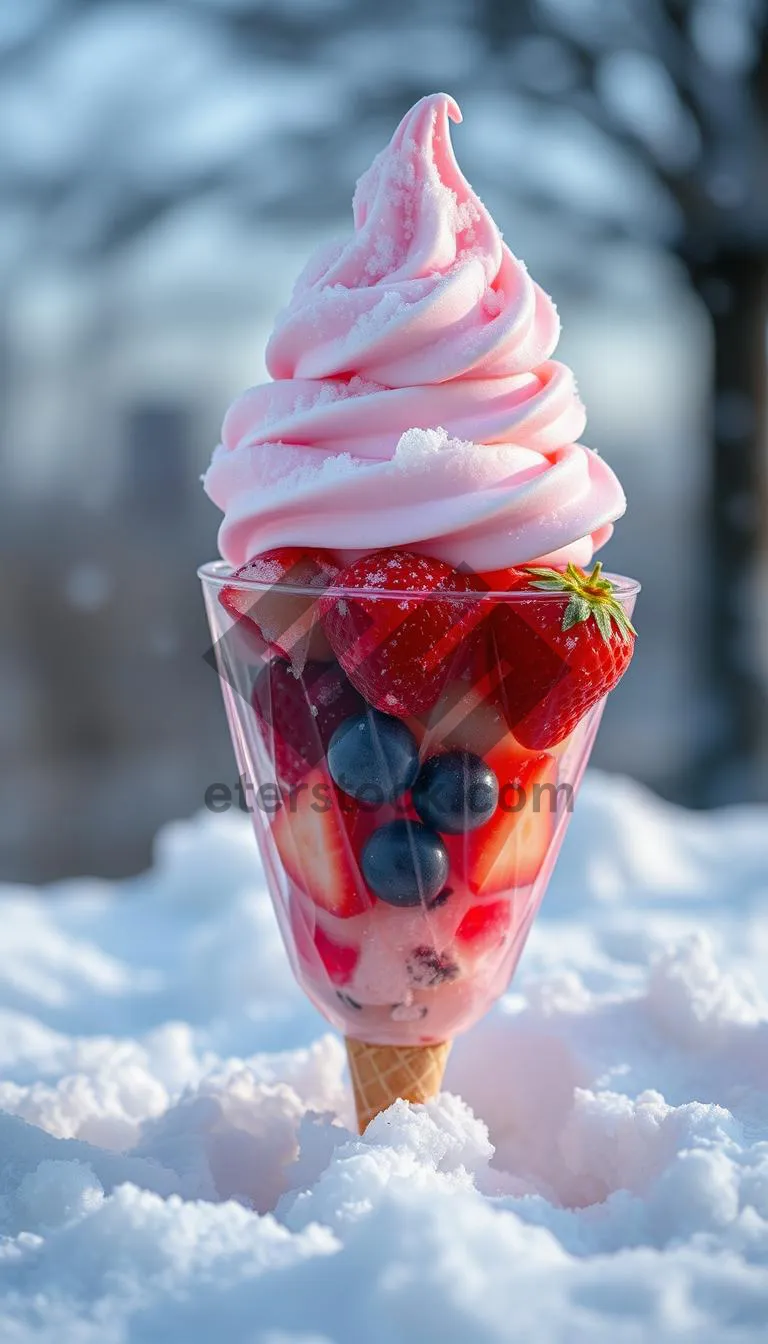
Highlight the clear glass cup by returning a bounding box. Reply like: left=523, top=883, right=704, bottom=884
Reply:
left=199, top=561, right=639, bottom=1051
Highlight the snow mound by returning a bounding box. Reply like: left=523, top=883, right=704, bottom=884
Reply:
left=1, top=772, right=767, bottom=1341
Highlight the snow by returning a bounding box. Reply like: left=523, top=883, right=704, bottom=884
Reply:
left=1, top=773, right=767, bottom=1340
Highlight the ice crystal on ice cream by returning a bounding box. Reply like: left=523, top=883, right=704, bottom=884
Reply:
left=393, top=426, right=476, bottom=464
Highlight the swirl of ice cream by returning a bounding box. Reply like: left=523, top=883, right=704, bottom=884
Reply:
left=205, top=92, right=625, bottom=571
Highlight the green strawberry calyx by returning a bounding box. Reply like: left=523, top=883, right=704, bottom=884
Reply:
left=522, top=561, right=637, bottom=643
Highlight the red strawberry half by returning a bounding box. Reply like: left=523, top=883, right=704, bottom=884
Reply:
left=252, top=658, right=364, bottom=791
left=454, top=900, right=512, bottom=955
left=220, top=547, right=339, bottom=666
left=319, top=549, right=483, bottom=718
left=491, top=562, right=636, bottom=749
left=289, top=899, right=361, bottom=986
left=447, top=753, right=558, bottom=896
left=313, top=924, right=360, bottom=986
left=272, top=769, right=370, bottom=918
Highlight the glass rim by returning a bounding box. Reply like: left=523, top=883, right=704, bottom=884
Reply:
left=198, top=559, right=641, bottom=603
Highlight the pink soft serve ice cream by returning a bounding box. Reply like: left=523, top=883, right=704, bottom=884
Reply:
left=204, top=92, right=625, bottom=572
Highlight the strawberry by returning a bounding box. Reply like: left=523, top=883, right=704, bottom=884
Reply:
left=491, top=562, right=636, bottom=749
left=454, top=900, right=511, bottom=954
left=447, top=753, right=558, bottom=895
left=288, top=899, right=360, bottom=985
left=404, top=557, right=586, bottom=748
left=477, top=566, right=528, bottom=592
left=251, top=658, right=364, bottom=791
left=271, top=769, right=370, bottom=918
left=220, top=547, right=339, bottom=665
left=319, top=549, right=483, bottom=717
left=314, top=924, right=360, bottom=985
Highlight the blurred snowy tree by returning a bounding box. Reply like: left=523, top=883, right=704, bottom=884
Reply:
left=481, top=0, right=768, bottom=794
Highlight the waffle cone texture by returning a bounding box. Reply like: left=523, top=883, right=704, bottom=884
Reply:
left=346, top=1037, right=451, bottom=1132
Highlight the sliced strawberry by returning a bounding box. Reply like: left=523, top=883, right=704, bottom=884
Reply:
left=319, top=549, right=483, bottom=717
left=271, top=770, right=370, bottom=918
left=288, top=896, right=314, bottom=965
left=447, top=753, right=558, bottom=896
left=485, top=730, right=546, bottom=786
left=454, top=900, right=511, bottom=954
left=313, top=925, right=360, bottom=985
left=252, top=658, right=364, bottom=791
left=220, top=547, right=339, bottom=665
left=288, top=899, right=360, bottom=986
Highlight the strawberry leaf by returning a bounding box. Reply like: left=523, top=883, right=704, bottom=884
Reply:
left=562, top=596, right=592, bottom=630
left=593, top=604, right=613, bottom=642
left=521, top=563, right=637, bottom=644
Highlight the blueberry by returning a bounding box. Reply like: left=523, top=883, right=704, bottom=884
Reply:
left=412, top=750, right=498, bottom=834
left=361, top=820, right=449, bottom=907
left=327, top=710, right=419, bottom=804
left=426, top=886, right=453, bottom=910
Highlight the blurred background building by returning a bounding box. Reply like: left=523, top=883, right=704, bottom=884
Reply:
left=1, top=0, right=767, bottom=882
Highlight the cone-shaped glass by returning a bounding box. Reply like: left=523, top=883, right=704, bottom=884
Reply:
left=200, top=562, right=639, bottom=1047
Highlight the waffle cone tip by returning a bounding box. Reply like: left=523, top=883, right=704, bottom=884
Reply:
left=345, top=1036, right=451, bottom=1133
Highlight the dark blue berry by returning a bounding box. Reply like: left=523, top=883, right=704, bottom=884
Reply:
left=327, top=710, right=419, bottom=804
left=412, top=750, right=498, bottom=834
left=426, top=886, right=453, bottom=910
left=361, top=820, right=449, bottom=907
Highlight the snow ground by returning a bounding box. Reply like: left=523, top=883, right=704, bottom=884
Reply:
left=1, top=772, right=767, bottom=1342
